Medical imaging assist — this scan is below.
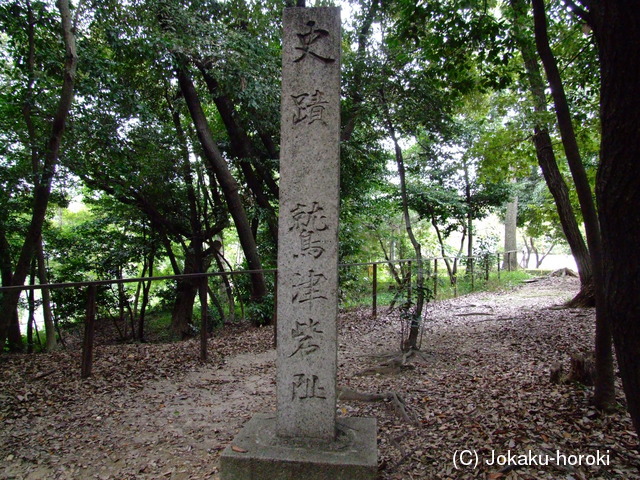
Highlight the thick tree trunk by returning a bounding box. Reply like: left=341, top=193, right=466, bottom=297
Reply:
left=0, top=0, right=77, bottom=351
left=176, top=63, right=266, bottom=302
left=532, top=0, right=614, bottom=411
left=170, top=247, right=202, bottom=338
left=586, top=0, right=640, bottom=435
left=171, top=280, right=198, bottom=339
left=197, top=67, right=279, bottom=242
left=510, top=0, right=592, bottom=290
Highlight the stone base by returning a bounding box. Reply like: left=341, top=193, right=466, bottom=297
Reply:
left=220, top=414, right=377, bottom=480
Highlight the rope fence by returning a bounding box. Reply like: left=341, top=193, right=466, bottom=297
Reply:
left=1, top=251, right=519, bottom=377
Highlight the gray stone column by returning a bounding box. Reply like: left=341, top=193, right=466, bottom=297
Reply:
left=220, top=8, right=376, bottom=478
left=276, top=6, right=341, bottom=441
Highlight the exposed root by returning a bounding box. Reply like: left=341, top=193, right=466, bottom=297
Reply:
left=550, top=352, right=595, bottom=386
left=565, top=288, right=595, bottom=308
left=359, top=348, right=430, bottom=376
left=550, top=267, right=578, bottom=277
left=337, top=387, right=416, bottom=424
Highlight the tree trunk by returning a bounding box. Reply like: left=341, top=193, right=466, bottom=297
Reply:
left=464, top=159, right=474, bottom=281
left=503, top=191, right=519, bottom=270
left=431, top=218, right=455, bottom=285
left=176, top=62, right=266, bottom=302
left=27, top=263, right=36, bottom=353
left=509, top=0, right=593, bottom=291
left=170, top=243, right=200, bottom=338
left=586, top=0, right=640, bottom=434
left=532, top=0, right=615, bottom=411
left=137, top=245, right=155, bottom=342
left=0, top=0, right=77, bottom=351
left=197, top=67, right=279, bottom=242
left=36, top=237, right=56, bottom=351
left=171, top=280, right=198, bottom=339
left=378, top=238, right=403, bottom=288
left=213, top=241, right=235, bottom=322
left=521, top=235, right=531, bottom=269
left=381, top=92, right=424, bottom=351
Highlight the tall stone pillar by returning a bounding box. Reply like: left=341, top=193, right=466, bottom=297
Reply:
left=220, top=8, right=376, bottom=479
left=276, top=6, right=341, bottom=441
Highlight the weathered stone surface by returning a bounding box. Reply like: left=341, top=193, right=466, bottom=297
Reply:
left=219, top=414, right=377, bottom=480
left=276, top=6, right=341, bottom=441
left=220, top=8, right=377, bottom=479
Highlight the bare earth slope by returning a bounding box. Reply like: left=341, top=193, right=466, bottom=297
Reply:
left=1, top=276, right=639, bottom=479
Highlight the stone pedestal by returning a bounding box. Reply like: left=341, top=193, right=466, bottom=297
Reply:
left=220, top=415, right=377, bottom=480
left=220, top=7, right=377, bottom=479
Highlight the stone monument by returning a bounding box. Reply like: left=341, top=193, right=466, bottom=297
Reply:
left=220, top=7, right=377, bottom=479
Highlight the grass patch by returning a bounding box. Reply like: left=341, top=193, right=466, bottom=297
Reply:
left=144, top=310, right=179, bottom=342
left=340, top=269, right=532, bottom=310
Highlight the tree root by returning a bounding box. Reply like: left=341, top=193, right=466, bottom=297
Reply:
left=550, top=267, right=578, bottom=277
left=359, top=348, right=430, bottom=376
left=550, top=352, right=595, bottom=386
left=337, top=387, right=416, bottom=424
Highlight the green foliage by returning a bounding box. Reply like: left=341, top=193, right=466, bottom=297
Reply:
left=245, top=292, right=275, bottom=327
left=385, top=0, right=517, bottom=94
left=340, top=257, right=531, bottom=309
left=0, top=0, right=602, bottom=342
left=232, top=264, right=276, bottom=326
left=144, top=310, right=179, bottom=343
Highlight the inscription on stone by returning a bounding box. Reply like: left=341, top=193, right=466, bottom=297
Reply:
left=291, top=90, right=329, bottom=125
left=220, top=8, right=377, bottom=478
left=292, top=374, right=327, bottom=400
left=294, top=20, right=336, bottom=64
left=277, top=7, right=341, bottom=441
left=292, top=269, right=327, bottom=303
left=289, top=318, right=323, bottom=357
left=290, top=202, right=328, bottom=258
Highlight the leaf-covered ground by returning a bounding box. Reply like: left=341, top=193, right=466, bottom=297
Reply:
left=1, top=276, right=639, bottom=479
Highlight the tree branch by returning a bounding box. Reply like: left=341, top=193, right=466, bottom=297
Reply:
left=341, top=0, right=379, bottom=142
left=563, top=0, right=591, bottom=25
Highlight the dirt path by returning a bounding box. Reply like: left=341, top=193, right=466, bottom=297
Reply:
left=2, top=276, right=639, bottom=479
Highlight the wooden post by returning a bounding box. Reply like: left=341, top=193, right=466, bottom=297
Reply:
left=407, top=260, right=412, bottom=303
left=507, top=251, right=512, bottom=272
left=372, top=263, right=377, bottom=319
left=454, top=258, right=458, bottom=298
left=433, top=258, right=438, bottom=299
left=81, top=285, right=97, bottom=379
left=485, top=254, right=490, bottom=282
left=497, top=253, right=501, bottom=280
left=199, top=276, right=208, bottom=362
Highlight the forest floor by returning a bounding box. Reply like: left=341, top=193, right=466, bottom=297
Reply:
left=1, top=275, right=640, bottom=480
